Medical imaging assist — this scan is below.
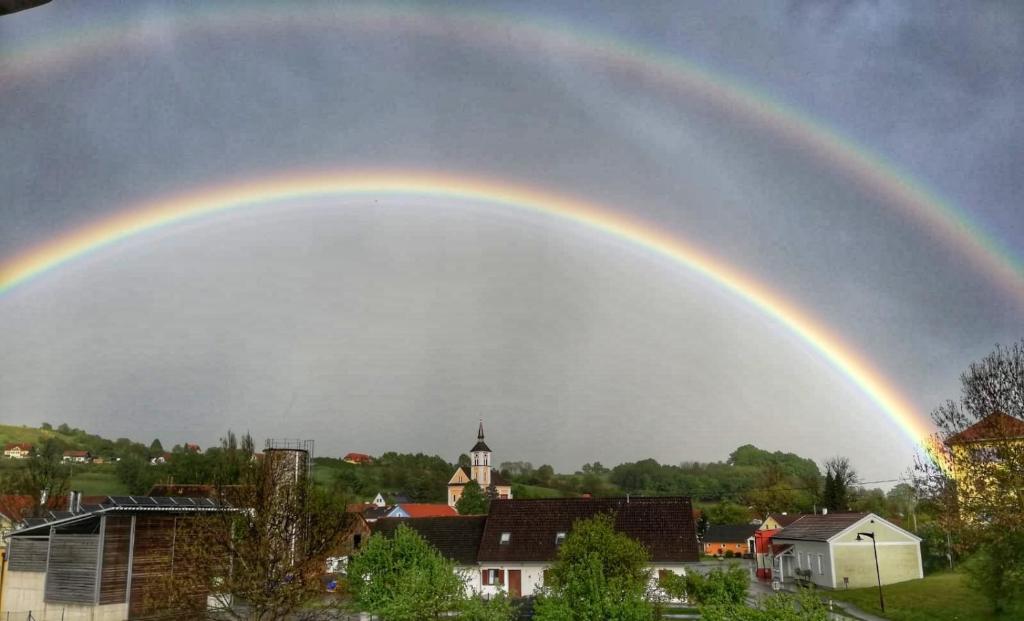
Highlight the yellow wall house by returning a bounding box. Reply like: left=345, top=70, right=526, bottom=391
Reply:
left=944, top=411, right=1024, bottom=517
left=771, top=512, right=922, bottom=589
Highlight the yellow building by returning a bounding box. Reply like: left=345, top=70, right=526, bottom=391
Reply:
left=944, top=410, right=1024, bottom=517
left=447, top=421, right=512, bottom=509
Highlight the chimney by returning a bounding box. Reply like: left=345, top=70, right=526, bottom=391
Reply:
left=68, top=490, right=82, bottom=513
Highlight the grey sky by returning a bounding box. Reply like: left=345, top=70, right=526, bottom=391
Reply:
left=1, top=1, right=1021, bottom=482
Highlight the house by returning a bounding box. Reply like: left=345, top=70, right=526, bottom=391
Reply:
left=61, top=450, right=92, bottom=463
left=475, top=497, right=699, bottom=598
left=2, top=495, right=229, bottom=619
left=770, top=512, right=922, bottom=589
left=703, top=524, right=758, bottom=557
left=343, top=452, right=373, bottom=465
left=149, top=451, right=173, bottom=465
left=184, top=443, right=201, bottom=453
left=326, top=513, right=373, bottom=574
left=384, top=503, right=458, bottom=519
left=944, top=410, right=1024, bottom=517
left=447, top=421, right=513, bottom=508
left=755, top=513, right=806, bottom=578
left=370, top=516, right=488, bottom=591
left=3, top=442, right=33, bottom=459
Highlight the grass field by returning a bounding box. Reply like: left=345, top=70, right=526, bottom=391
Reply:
left=1, top=457, right=128, bottom=496
left=832, top=571, right=1023, bottom=621
left=0, top=423, right=61, bottom=447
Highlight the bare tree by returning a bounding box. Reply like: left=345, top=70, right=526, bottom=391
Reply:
left=144, top=449, right=358, bottom=620
left=822, top=456, right=857, bottom=511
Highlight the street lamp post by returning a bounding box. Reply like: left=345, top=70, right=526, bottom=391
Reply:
left=857, top=531, right=885, bottom=613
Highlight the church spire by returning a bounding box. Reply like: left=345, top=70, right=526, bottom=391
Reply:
left=478, top=418, right=485, bottom=440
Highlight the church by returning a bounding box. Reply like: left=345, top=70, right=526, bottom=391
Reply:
left=447, top=421, right=513, bottom=508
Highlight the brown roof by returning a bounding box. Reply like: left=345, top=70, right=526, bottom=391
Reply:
left=62, top=450, right=90, bottom=457
left=477, top=497, right=699, bottom=563
left=4, top=443, right=32, bottom=451
left=371, top=516, right=488, bottom=565
left=946, top=411, right=1024, bottom=445
left=771, top=513, right=867, bottom=542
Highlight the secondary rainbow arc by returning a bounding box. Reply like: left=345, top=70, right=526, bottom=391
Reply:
left=2, top=3, right=1022, bottom=306
left=0, top=170, right=944, bottom=468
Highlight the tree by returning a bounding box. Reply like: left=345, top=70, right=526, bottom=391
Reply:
left=534, top=464, right=555, bottom=487
left=696, top=511, right=710, bottom=540
left=456, top=479, right=489, bottom=515
left=458, top=453, right=472, bottom=469
left=57, top=423, right=71, bottom=434
left=149, top=438, right=164, bottom=456
left=916, top=340, right=1024, bottom=613
left=706, top=501, right=749, bottom=525
left=40, top=422, right=52, bottom=430
left=534, top=513, right=654, bottom=620
left=348, top=525, right=467, bottom=621
left=116, top=456, right=161, bottom=495
left=2, top=438, right=72, bottom=515
left=822, top=457, right=857, bottom=511
left=746, top=463, right=799, bottom=516
left=143, top=452, right=358, bottom=620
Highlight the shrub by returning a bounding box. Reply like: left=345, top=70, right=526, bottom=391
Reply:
left=684, top=565, right=749, bottom=606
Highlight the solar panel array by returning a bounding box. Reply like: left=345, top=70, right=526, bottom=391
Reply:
left=106, top=495, right=222, bottom=509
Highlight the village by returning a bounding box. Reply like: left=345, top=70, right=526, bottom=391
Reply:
left=3, top=400, right=1018, bottom=621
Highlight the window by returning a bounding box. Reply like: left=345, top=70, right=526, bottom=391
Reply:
left=796, top=552, right=802, bottom=569
left=353, top=534, right=362, bottom=550
left=817, top=554, right=823, bottom=575
left=500, top=532, right=511, bottom=545
left=555, top=532, right=566, bottom=545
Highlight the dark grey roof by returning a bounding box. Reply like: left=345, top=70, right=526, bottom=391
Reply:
left=704, top=524, right=758, bottom=543
left=771, top=513, right=867, bottom=542
left=471, top=440, right=491, bottom=453
left=478, top=497, right=699, bottom=563
left=371, top=516, right=487, bottom=565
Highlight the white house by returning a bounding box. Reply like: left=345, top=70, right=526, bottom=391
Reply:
left=61, top=450, right=91, bottom=463
left=3, top=443, right=33, bottom=459
left=475, top=497, right=699, bottom=598
left=771, top=512, right=923, bottom=589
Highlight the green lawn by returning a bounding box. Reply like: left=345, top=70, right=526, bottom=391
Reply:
left=831, top=571, right=1022, bottom=621
left=68, top=464, right=129, bottom=496
left=0, top=423, right=61, bottom=447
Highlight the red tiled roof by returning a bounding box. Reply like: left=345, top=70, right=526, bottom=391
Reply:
left=62, top=450, right=90, bottom=457
left=478, top=497, right=699, bottom=563
left=395, top=503, right=458, bottom=518
left=343, top=452, right=373, bottom=463
left=946, top=411, right=1024, bottom=445
left=4, top=443, right=32, bottom=451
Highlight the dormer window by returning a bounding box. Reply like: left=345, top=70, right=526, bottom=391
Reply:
left=555, top=532, right=566, bottom=545
left=500, top=532, right=511, bottom=545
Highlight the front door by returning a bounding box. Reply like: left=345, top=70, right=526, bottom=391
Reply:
left=508, top=569, right=522, bottom=598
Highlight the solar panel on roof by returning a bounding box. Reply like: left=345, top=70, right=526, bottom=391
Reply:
left=154, top=497, right=176, bottom=506
left=135, top=497, right=158, bottom=506
left=49, top=511, right=73, bottom=519
left=23, top=517, right=48, bottom=526
left=110, top=496, right=134, bottom=506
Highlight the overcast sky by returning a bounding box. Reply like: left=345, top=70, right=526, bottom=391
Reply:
left=1, top=1, right=1022, bottom=482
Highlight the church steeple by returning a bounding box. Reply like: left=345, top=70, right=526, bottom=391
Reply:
left=470, top=419, right=491, bottom=486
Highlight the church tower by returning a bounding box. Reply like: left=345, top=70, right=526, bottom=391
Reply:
left=470, top=419, right=491, bottom=486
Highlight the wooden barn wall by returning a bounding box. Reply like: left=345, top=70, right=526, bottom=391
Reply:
left=7, top=537, right=49, bottom=572
left=100, top=515, right=133, bottom=604
left=44, top=533, right=100, bottom=604
left=128, top=515, right=177, bottom=618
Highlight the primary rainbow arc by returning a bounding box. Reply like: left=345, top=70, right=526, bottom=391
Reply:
left=0, top=170, right=943, bottom=467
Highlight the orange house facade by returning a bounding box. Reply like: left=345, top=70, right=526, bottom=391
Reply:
left=702, top=524, right=757, bottom=557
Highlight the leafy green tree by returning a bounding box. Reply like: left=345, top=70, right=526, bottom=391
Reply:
left=822, top=457, right=857, bottom=511
left=458, top=453, right=472, bottom=469
left=149, top=438, right=164, bottom=456
left=682, top=565, right=748, bottom=606
left=456, top=479, right=490, bottom=515
left=57, top=423, right=71, bottom=434
left=706, top=501, right=749, bottom=525
left=348, top=525, right=466, bottom=621
left=116, top=456, right=161, bottom=494
left=459, top=593, right=515, bottom=621
left=40, top=422, right=52, bottom=430
left=701, top=590, right=828, bottom=621
left=534, top=513, right=654, bottom=621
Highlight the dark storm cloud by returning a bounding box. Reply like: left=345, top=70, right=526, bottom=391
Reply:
left=1, top=1, right=1021, bottom=481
